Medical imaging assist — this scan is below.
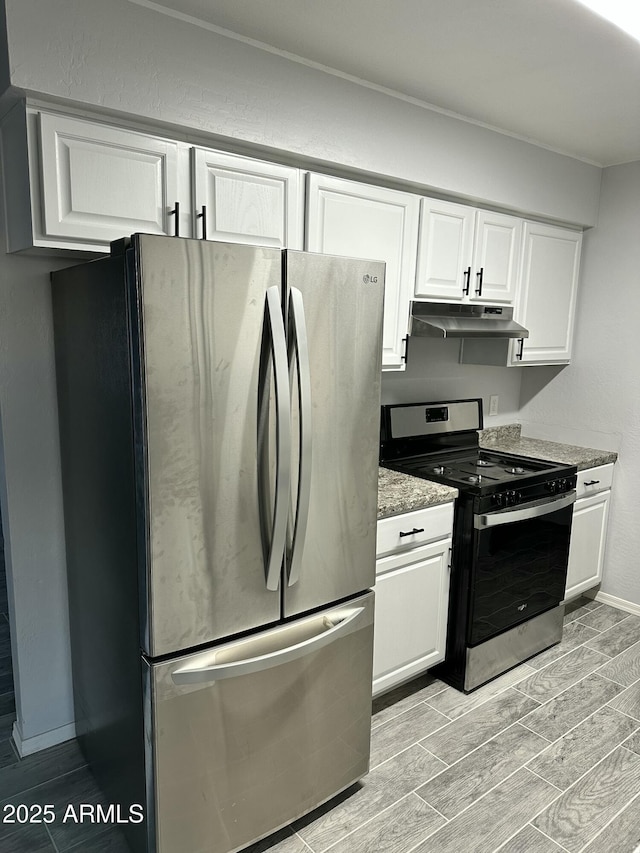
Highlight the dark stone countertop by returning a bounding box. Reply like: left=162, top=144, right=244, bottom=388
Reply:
left=378, top=423, right=618, bottom=520
left=378, top=467, right=457, bottom=519
left=479, top=424, right=618, bottom=471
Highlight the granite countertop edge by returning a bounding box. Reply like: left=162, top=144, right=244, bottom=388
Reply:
left=478, top=424, right=618, bottom=471
left=377, top=467, right=458, bottom=519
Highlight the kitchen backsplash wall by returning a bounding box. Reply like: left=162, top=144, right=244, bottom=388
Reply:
left=381, top=336, right=522, bottom=424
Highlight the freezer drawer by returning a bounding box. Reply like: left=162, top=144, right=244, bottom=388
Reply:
left=145, top=592, right=374, bottom=853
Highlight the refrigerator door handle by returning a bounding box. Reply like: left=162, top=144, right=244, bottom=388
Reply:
left=287, top=287, right=313, bottom=587
left=257, top=286, right=292, bottom=591
left=170, top=606, right=365, bottom=685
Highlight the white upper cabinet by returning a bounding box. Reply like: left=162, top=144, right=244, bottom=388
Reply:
left=508, top=222, right=582, bottom=365
left=1, top=105, right=302, bottom=253
left=472, top=211, right=522, bottom=303
left=416, top=198, right=521, bottom=304
left=192, top=148, right=303, bottom=248
left=306, top=173, right=420, bottom=371
left=414, top=199, right=475, bottom=301
left=34, top=112, right=190, bottom=251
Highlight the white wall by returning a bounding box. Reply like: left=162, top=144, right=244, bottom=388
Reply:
left=520, top=161, right=640, bottom=604
left=0, top=167, right=75, bottom=750
left=382, top=338, right=522, bottom=425
left=0, top=0, right=606, bottom=749
left=2, top=0, right=601, bottom=226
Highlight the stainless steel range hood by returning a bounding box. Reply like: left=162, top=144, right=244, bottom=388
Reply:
left=409, top=301, right=529, bottom=339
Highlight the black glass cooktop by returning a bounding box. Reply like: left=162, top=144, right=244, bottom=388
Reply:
left=412, top=449, right=552, bottom=486
left=391, top=448, right=568, bottom=493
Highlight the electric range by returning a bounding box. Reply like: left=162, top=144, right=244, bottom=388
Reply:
left=380, top=399, right=577, bottom=692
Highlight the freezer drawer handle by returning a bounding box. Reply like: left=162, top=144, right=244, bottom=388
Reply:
left=170, top=606, right=365, bottom=685
left=257, top=286, right=292, bottom=591
left=287, top=287, right=312, bottom=587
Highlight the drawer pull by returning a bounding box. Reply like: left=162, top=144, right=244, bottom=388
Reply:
left=584, top=480, right=600, bottom=486
left=399, top=527, right=425, bottom=538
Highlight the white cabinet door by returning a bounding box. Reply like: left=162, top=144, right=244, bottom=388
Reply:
left=306, top=173, right=419, bottom=371
left=192, top=148, right=303, bottom=248
left=415, top=199, right=475, bottom=301
left=509, top=222, right=582, bottom=365
left=373, top=538, right=451, bottom=697
left=415, top=202, right=521, bottom=305
left=38, top=113, right=188, bottom=248
left=472, top=211, right=522, bottom=304
left=565, top=490, right=610, bottom=601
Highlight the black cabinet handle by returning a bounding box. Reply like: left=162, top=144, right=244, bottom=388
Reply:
left=168, top=202, right=180, bottom=237
left=197, top=205, right=208, bottom=240
left=584, top=480, right=600, bottom=486
left=516, top=338, right=524, bottom=360
left=462, top=266, right=471, bottom=296
left=399, top=527, right=425, bottom=538
left=475, top=267, right=484, bottom=295
left=401, top=335, right=409, bottom=363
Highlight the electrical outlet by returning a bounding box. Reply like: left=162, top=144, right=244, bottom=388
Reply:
left=489, top=395, right=499, bottom=416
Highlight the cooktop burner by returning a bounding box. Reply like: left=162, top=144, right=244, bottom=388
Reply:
left=414, top=451, right=550, bottom=488
left=379, top=400, right=578, bottom=500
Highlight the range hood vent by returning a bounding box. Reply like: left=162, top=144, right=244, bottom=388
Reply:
left=409, top=301, right=529, bottom=339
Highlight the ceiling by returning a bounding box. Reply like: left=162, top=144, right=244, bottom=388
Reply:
left=143, top=0, right=640, bottom=166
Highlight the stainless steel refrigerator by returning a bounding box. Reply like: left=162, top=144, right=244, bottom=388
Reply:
left=52, top=234, right=385, bottom=853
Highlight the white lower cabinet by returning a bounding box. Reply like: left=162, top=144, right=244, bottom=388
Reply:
left=373, top=502, right=454, bottom=697
left=565, top=465, right=614, bottom=600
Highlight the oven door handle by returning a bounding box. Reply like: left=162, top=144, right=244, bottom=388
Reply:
left=474, top=491, right=576, bottom=529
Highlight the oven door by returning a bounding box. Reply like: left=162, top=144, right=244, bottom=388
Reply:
left=469, top=492, right=575, bottom=645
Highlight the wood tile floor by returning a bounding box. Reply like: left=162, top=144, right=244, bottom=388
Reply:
left=3, top=597, right=640, bottom=852
left=256, top=597, right=640, bottom=853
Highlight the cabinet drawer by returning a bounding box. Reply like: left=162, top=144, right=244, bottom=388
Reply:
left=376, top=502, right=454, bottom=558
left=576, top=464, right=614, bottom=498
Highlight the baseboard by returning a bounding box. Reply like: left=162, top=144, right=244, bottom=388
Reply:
left=12, top=720, right=76, bottom=757
left=586, top=590, right=640, bottom=617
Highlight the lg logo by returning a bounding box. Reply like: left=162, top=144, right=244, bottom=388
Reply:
left=362, top=274, right=379, bottom=284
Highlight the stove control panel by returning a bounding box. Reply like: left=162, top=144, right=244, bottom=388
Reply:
left=545, top=477, right=575, bottom=495
left=491, top=475, right=577, bottom=508
left=491, top=490, right=522, bottom=508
